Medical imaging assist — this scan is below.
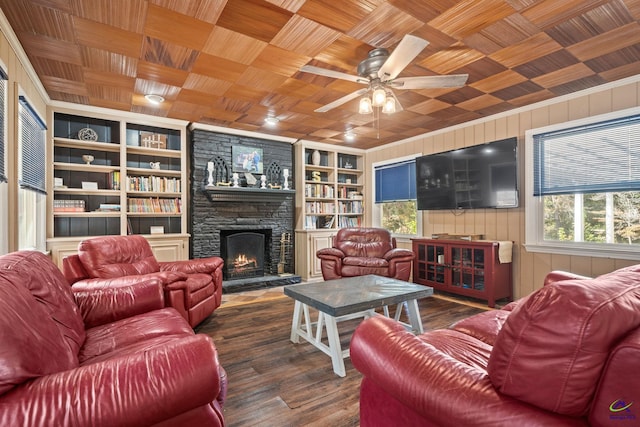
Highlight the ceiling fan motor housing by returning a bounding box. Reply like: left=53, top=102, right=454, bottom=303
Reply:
left=357, top=48, right=390, bottom=79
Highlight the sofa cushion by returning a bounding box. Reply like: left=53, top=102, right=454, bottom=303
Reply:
left=79, top=308, right=194, bottom=365
left=488, top=270, right=640, bottom=416
left=0, top=251, right=85, bottom=394
left=78, top=235, right=160, bottom=278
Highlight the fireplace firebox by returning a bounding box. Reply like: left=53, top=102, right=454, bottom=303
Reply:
left=221, top=230, right=271, bottom=280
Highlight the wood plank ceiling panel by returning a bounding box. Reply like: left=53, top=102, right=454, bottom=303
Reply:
left=1, top=0, right=639, bottom=148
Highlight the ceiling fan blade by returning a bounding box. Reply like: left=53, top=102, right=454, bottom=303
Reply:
left=392, top=74, right=469, bottom=90
left=300, top=65, right=366, bottom=84
left=315, top=88, right=369, bottom=113
left=377, top=35, right=429, bottom=81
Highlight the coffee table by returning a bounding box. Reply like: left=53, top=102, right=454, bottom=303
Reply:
left=284, top=275, right=433, bottom=377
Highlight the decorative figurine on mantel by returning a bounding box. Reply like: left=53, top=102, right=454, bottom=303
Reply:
left=260, top=175, right=267, bottom=189
left=283, top=168, right=289, bottom=190
left=232, top=173, right=239, bottom=188
left=206, top=161, right=214, bottom=187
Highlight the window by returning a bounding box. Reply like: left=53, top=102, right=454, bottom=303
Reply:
left=18, top=95, right=47, bottom=251
left=525, top=107, right=640, bottom=259
left=373, top=156, right=420, bottom=236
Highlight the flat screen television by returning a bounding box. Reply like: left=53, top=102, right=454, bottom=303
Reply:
left=416, top=137, right=519, bottom=210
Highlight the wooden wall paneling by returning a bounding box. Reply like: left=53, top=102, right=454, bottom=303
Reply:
left=568, top=96, right=590, bottom=121
left=591, top=257, right=618, bottom=277
left=611, top=82, right=638, bottom=110
left=570, top=255, right=594, bottom=277
left=484, top=119, right=496, bottom=142
left=589, top=89, right=613, bottom=116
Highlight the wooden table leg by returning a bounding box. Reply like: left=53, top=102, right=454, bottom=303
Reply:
left=405, top=299, right=424, bottom=334
left=324, top=314, right=346, bottom=377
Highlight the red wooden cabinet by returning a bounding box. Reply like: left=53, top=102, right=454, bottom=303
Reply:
left=412, top=238, right=512, bottom=307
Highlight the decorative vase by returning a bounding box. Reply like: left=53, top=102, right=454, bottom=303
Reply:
left=311, top=149, right=321, bottom=166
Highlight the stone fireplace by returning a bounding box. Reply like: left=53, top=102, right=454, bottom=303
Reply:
left=189, top=127, right=301, bottom=292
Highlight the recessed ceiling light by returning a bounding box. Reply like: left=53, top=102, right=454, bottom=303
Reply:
left=144, top=94, right=165, bottom=105
left=265, top=116, right=279, bottom=125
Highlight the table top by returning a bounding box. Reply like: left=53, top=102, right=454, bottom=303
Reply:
left=284, top=275, right=433, bottom=317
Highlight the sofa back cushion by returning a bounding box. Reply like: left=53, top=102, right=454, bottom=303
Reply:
left=335, top=227, right=393, bottom=258
left=78, top=235, right=160, bottom=278
left=488, top=269, right=640, bottom=416
left=0, top=251, right=84, bottom=394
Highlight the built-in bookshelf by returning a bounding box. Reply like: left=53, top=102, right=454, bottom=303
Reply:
left=294, top=141, right=365, bottom=281
left=46, top=107, right=189, bottom=267
left=295, top=144, right=364, bottom=230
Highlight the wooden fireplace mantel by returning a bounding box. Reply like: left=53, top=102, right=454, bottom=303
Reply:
left=203, top=185, right=296, bottom=203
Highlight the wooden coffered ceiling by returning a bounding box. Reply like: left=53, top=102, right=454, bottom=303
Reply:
left=1, top=0, right=640, bottom=149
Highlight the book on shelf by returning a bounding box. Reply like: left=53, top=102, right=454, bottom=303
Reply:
left=53, top=199, right=85, bottom=212
left=127, top=197, right=181, bottom=213
left=96, top=203, right=121, bottom=212
left=109, top=171, right=120, bottom=190
left=126, top=175, right=181, bottom=192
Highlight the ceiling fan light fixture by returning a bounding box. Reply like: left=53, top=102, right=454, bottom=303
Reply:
left=382, top=95, right=396, bottom=114
left=372, top=87, right=386, bottom=107
left=358, top=97, right=373, bottom=114
left=345, top=131, right=356, bottom=141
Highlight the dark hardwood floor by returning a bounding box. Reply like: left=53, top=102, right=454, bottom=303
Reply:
left=196, top=293, right=486, bottom=427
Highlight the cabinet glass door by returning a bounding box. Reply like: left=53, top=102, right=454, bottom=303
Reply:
left=451, top=247, right=485, bottom=290
left=425, top=243, right=447, bottom=284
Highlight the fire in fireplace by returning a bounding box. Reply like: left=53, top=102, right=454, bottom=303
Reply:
left=221, top=230, right=270, bottom=280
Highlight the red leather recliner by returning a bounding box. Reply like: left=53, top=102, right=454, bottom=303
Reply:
left=63, top=235, right=223, bottom=327
left=316, top=227, right=415, bottom=281
left=350, top=267, right=640, bottom=426
left=0, top=250, right=226, bottom=426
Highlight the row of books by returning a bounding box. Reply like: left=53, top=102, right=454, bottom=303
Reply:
left=304, top=183, right=334, bottom=198
left=53, top=199, right=85, bottom=212
left=127, top=198, right=181, bottom=213
left=304, top=215, right=333, bottom=229
left=338, top=216, right=362, bottom=228
left=126, top=176, right=181, bottom=193
left=108, top=171, right=121, bottom=190
left=305, top=201, right=335, bottom=214
left=338, top=200, right=363, bottom=213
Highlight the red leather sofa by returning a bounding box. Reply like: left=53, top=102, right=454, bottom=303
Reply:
left=351, top=267, right=640, bottom=426
left=63, top=235, right=223, bottom=327
left=316, top=227, right=415, bottom=281
left=0, top=250, right=226, bottom=426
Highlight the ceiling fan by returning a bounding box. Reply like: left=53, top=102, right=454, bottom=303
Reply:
left=300, top=34, right=468, bottom=113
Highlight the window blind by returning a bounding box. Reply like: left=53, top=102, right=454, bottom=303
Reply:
left=0, top=68, right=7, bottom=183
left=18, top=96, right=47, bottom=194
left=533, top=114, right=640, bottom=196
left=375, top=159, right=416, bottom=203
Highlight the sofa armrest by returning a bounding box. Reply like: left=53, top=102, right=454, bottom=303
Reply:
left=316, top=247, right=345, bottom=259
left=383, top=248, right=415, bottom=261
left=544, top=270, right=591, bottom=286
left=0, top=335, right=222, bottom=427
left=62, top=254, right=90, bottom=284
left=350, top=316, right=585, bottom=426
left=160, top=256, right=223, bottom=275
left=72, top=277, right=165, bottom=328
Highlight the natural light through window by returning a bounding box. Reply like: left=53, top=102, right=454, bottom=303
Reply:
left=525, top=107, right=640, bottom=259
left=373, top=156, right=420, bottom=237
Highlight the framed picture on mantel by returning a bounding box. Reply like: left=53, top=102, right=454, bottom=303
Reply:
left=232, top=145, right=263, bottom=174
